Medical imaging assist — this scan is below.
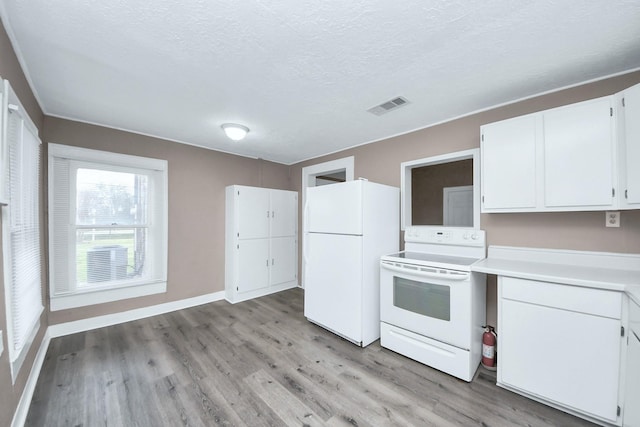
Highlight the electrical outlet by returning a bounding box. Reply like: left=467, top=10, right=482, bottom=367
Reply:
left=606, top=211, right=620, bottom=228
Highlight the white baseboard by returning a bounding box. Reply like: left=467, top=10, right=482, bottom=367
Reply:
left=48, top=290, right=226, bottom=338
left=12, top=329, right=51, bottom=427
left=10, top=291, right=225, bottom=427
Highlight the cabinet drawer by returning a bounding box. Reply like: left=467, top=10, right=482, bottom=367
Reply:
left=501, top=277, right=622, bottom=319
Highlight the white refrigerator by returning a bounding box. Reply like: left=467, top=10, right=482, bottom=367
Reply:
left=304, top=179, right=399, bottom=347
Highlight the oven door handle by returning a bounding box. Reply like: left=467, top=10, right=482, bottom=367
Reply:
left=381, top=262, right=469, bottom=281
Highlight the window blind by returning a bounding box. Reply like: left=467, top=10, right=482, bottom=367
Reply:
left=2, top=83, right=43, bottom=381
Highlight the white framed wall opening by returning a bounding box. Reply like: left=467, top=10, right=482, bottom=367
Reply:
left=400, top=149, right=480, bottom=230
left=48, top=144, right=168, bottom=311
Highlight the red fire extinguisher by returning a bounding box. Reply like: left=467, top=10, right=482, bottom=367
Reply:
left=481, top=325, right=497, bottom=370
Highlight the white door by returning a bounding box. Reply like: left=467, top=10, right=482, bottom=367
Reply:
left=543, top=97, right=615, bottom=208
left=306, top=180, right=363, bottom=235
left=304, top=233, right=362, bottom=343
left=237, top=186, right=270, bottom=239
left=270, top=190, right=297, bottom=238
left=621, top=83, right=640, bottom=207
left=500, top=299, right=621, bottom=423
left=236, top=239, right=270, bottom=294
left=481, top=114, right=538, bottom=211
left=443, top=186, right=473, bottom=226
left=269, top=236, right=297, bottom=286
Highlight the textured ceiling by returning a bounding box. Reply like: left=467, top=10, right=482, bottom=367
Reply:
left=1, top=1, right=640, bottom=164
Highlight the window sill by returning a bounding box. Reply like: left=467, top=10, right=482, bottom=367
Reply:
left=50, top=280, right=167, bottom=311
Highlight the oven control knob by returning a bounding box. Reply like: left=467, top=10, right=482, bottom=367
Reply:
left=463, top=233, right=470, bottom=240
left=471, top=233, right=479, bottom=240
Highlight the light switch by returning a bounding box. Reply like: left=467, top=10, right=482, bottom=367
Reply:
left=606, top=211, right=620, bottom=228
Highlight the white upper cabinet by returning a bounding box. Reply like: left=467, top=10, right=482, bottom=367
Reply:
left=270, top=190, right=298, bottom=237
left=481, top=114, right=539, bottom=211
left=236, top=186, right=271, bottom=239
left=543, top=96, right=615, bottom=209
left=481, top=82, right=640, bottom=213
left=619, top=83, right=640, bottom=208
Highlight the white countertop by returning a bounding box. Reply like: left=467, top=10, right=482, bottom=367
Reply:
left=471, top=246, right=640, bottom=305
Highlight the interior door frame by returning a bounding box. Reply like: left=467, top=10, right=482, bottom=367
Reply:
left=300, top=156, right=354, bottom=287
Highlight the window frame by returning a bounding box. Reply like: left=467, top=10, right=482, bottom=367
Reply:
left=48, top=143, right=168, bottom=311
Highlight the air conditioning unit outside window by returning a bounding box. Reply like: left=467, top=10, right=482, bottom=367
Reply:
left=87, top=245, right=128, bottom=282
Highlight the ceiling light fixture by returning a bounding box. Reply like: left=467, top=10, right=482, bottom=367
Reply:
left=221, top=123, right=250, bottom=141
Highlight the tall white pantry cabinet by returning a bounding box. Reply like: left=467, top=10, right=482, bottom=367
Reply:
left=225, top=185, right=298, bottom=303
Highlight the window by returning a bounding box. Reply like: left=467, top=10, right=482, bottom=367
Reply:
left=1, top=80, right=43, bottom=382
left=48, top=144, right=167, bottom=311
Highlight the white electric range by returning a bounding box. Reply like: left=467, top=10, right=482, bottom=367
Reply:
left=379, top=226, right=487, bottom=382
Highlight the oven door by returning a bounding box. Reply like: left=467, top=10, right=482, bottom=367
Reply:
left=380, top=260, right=472, bottom=349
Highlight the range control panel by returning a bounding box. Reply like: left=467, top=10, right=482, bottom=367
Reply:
left=404, top=226, right=486, bottom=247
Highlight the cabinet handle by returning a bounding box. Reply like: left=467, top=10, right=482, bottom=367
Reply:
left=272, top=211, right=275, bottom=218
left=272, top=258, right=275, bottom=265
left=266, top=259, right=269, bottom=267
left=266, top=210, right=269, bottom=218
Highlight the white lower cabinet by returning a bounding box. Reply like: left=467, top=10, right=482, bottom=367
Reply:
left=624, top=300, right=640, bottom=427
left=236, top=239, right=270, bottom=294
left=498, top=277, right=624, bottom=425
left=269, top=236, right=297, bottom=286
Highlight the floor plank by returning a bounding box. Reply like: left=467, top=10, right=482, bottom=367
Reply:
left=26, top=288, right=595, bottom=426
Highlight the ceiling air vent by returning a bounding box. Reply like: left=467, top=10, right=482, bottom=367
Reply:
left=367, top=96, right=410, bottom=116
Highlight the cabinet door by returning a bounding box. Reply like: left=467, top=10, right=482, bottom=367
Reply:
left=236, top=239, right=269, bottom=294
left=625, top=329, right=640, bottom=426
left=270, top=190, right=297, bottom=238
left=543, top=97, right=615, bottom=208
left=269, top=236, right=297, bottom=286
left=237, top=187, right=270, bottom=239
left=500, top=299, right=621, bottom=423
left=620, top=83, right=640, bottom=207
left=481, top=114, right=538, bottom=211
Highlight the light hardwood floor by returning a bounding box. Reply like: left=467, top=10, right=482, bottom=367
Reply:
left=26, top=288, right=594, bottom=426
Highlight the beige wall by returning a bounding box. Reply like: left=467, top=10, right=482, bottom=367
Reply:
left=0, top=18, right=47, bottom=427
left=291, top=70, right=640, bottom=327
left=43, top=117, right=292, bottom=324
